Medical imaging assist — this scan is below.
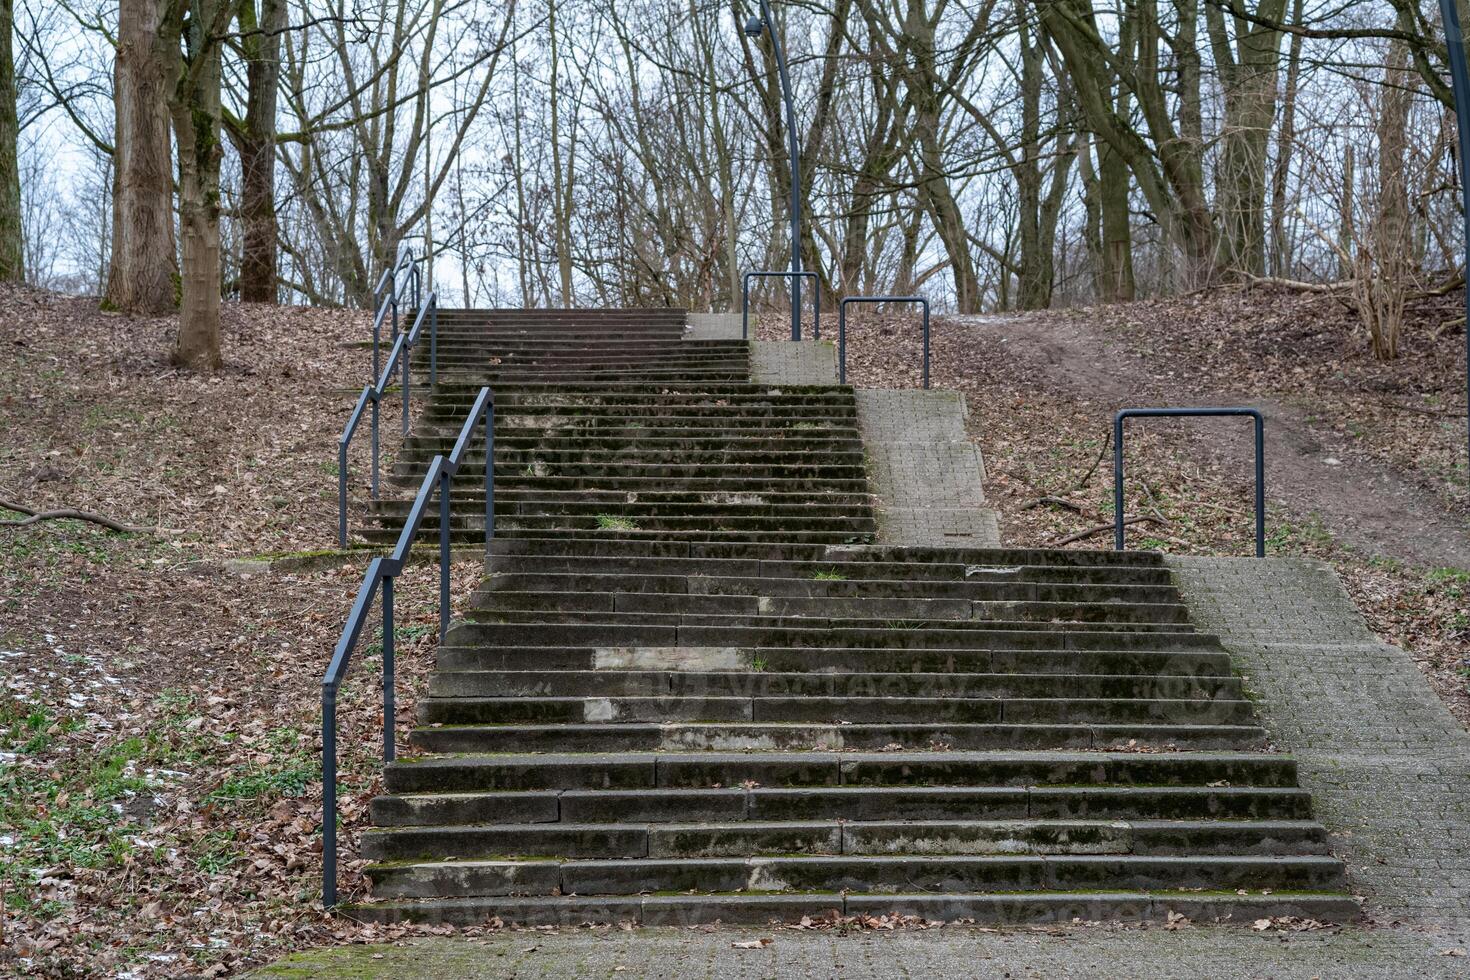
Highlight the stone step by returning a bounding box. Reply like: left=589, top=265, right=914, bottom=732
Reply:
left=363, top=527, right=874, bottom=546
left=425, top=670, right=1245, bottom=701
left=416, top=695, right=1253, bottom=726
left=370, top=784, right=1312, bottom=827
left=359, top=818, right=1332, bottom=863
left=382, top=750, right=1301, bottom=794
left=406, top=721, right=1264, bottom=753
left=384, top=476, right=872, bottom=495
left=482, top=554, right=1175, bottom=586
left=444, top=620, right=1209, bottom=648
left=343, top=890, right=1361, bottom=927
left=365, top=853, right=1346, bottom=901
left=478, top=571, right=1182, bottom=603
left=431, top=645, right=1234, bottom=676
left=466, top=591, right=1191, bottom=626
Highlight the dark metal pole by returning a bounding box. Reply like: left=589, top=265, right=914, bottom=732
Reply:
left=439, top=470, right=451, bottom=645
left=1253, top=413, right=1266, bottom=558
left=1439, top=0, right=1470, bottom=469
left=321, top=687, right=337, bottom=907
left=485, top=400, right=496, bottom=543
left=382, top=575, right=395, bottom=763
left=1113, top=414, right=1126, bottom=551
left=752, top=1, right=803, bottom=341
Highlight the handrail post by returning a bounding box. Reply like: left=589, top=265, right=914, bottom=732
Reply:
left=430, top=298, right=438, bottom=387
left=837, top=295, right=930, bottom=387
left=370, top=398, right=381, bottom=500
left=486, top=398, right=495, bottom=543
left=321, top=685, right=337, bottom=908
left=741, top=273, right=752, bottom=340
left=390, top=294, right=399, bottom=343
left=401, top=343, right=412, bottom=438
left=439, top=469, right=452, bottom=644
left=337, top=440, right=349, bottom=548
left=920, top=299, right=930, bottom=389
left=1114, top=408, right=1267, bottom=557
left=382, top=575, right=395, bottom=763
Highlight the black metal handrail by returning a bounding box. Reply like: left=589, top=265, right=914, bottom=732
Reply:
left=1113, top=407, right=1266, bottom=557
left=741, top=270, right=821, bottom=340
left=838, top=296, right=930, bottom=388
left=371, top=248, right=422, bottom=382
left=338, top=291, right=440, bottom=547
left=321, top=385, right=494, bottom=909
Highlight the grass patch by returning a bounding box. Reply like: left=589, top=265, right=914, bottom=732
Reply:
left=810, top=569, right=847, bottom=581
left=595, top=514, right=639, bottom=531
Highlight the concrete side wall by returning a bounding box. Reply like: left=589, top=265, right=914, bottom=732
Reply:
left=1169, top=556, right=1470, bottom=925
left=748, top=341, right=837, bottom=385
left=855, top=389, right=1000, bottom=548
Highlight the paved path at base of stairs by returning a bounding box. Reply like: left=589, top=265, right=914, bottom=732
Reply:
left=1170, top=556, right=1470, bottom=927
left=250, top=924, right=1470, bottom=978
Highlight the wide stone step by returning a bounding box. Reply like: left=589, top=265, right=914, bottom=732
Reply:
left=359, top=818, right=1331, bottom=863
left=467, top=590, right=1191, bottom=626
left=482, top=553, right=1175, bottom=586
left=385, top=476, right=872, bottom=495
left=446, top=619, right=1207, bottom=648
left=365, top=852, right=1345, bottom=901
left=425, top=669, right=1245, bottom=701
left=382, top=750, right=1301, bottom=794
left=406, top=721, right=1264, bottom=753
left=364, top=527, right=874, bottom=546
left=343, top=889, right=1360, bottom=927
left=432, top=644, right=1234, bottom=676
left=479, top=570, right=1182, bottom=604
left=369, top=784, right=1313, bottom=827
left=407, top=432, right=863, bottom=452
left=417, top=695, right=1254, bottom=726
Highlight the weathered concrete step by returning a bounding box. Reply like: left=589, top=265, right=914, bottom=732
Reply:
left=484, top=554, right=1174, bottom=586
left=417, top=695, right=1254, bottom=726
left=442, top=425, right=863, bottom=442
left=370, top=783, right=1313, bottom=827
left=483, top=537, right=1172, bottom=569
left=386, top=477, right=871, bottom=495
left=479, top=571, right=1181, bottom=604
left=429, top=387, right=858, bottom=403
left=401, top=447, right=869, bottom=466
left=432, top=645, right=1234, bottom=676
left=382, top=750, right=1300, bottom=794
left=422, top=369, right=753, bottom=382
left=407, top=433, right=864, bottom=452
left=467, top=590, right=1190, bottom=626
left=365, top=852, right=1345, bottom=901
left=366, top=528, right=874, bottom=546
left=445, top=620, right=1208, bottom=649
left=407, top=721, right=1265, bottom=754
left=359, top=818, right=1330, bottom=863
left=425, top=670, right=1244, bottom=702
left=426, top=489, right=874, bottom=508
left=397, top=462, right=868, bottom=480
left=378, top=507, right=875, bottom=531
left=343, top=889, right=1360, bottom=927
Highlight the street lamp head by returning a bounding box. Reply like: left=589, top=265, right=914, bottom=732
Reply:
left=743, top=15, right=765, bottom=37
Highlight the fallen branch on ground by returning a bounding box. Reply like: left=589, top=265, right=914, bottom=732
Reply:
left=0, top=498, right=150, bottom=534
left=1048, top=515, right=1165, bottom=547
left=1020, top=495, right=1093, bottom=517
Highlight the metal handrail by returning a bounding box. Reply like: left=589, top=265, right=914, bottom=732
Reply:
left=321, top=385, right=494, bottom=909
left=338, top=290, right=440, bottom=547
left=370, top=247, right=423, bottom=381
left=741, top=270, right=821, bottom=340
left=838, top=296, right=930, bottom=387
left=1113, top=407, right=1266, bottom=557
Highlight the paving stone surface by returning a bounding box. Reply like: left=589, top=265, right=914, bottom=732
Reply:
left=1169, top=556, right=1470, bottom=927
left=685, top=313, right=744, bottom=340
left=748, top=340, right=837, bottom=384
left=251, top=924, right=1470, bottom=978
left=856, top=388, right=1000, bottom=547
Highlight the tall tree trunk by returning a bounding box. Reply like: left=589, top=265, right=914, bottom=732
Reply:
left=1205, top=0, right=1287, bottom=278
left=0, top=0, right=19, bottom=284
left=1269, top=0, right=1304, bottom=277
left=236, top=0, right=285, bottom=303
left=107, top=0, right=176, bottom=311
left=168, top=1, right=229, bottom=370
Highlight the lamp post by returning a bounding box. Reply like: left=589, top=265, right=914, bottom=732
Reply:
left=1439, top=0, right=1470, bottom=468
left=744, top=2, right=804, bottom=341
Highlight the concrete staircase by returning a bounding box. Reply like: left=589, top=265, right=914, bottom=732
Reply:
left=348, top=309, right=1355, bottom=926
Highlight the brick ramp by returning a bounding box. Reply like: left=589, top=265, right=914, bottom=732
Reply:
left=341, top=309, right=1354, bottom=925
left=1171, top=556, right=1470, bottom=927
